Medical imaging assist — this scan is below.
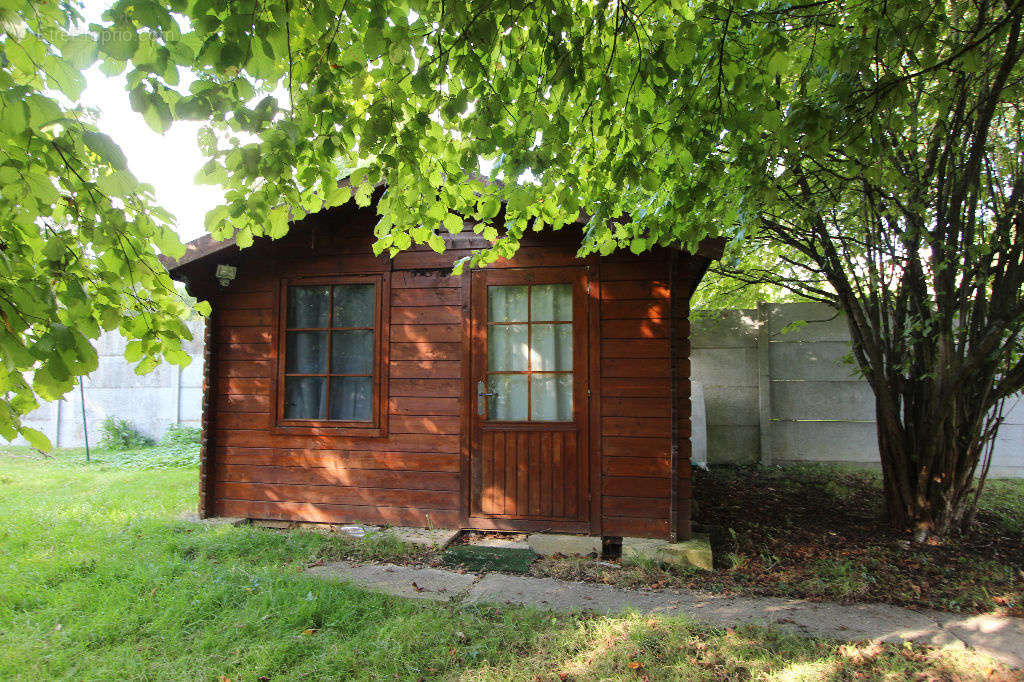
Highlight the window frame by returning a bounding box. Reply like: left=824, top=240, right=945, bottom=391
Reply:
left=271, top=274, right=389, bottom=437
left=485, top=283, right=575, bottom=423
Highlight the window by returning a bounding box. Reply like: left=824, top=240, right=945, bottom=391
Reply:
left=486, top=283, right=573, bottom=421
left=277, top=278, right=384, bottom=429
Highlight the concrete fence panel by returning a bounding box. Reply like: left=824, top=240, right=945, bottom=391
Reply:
left=692, top=301, right=1024, bottom=477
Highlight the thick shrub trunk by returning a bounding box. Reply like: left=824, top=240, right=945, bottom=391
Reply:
left=872, top=376, right=998, bottom=541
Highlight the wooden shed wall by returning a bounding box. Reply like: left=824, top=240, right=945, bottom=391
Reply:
left=185, top=206, right=696, bottom=539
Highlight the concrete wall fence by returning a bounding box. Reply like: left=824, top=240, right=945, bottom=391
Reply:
left=8, top=320, right=205, bottom=449
left=5, top=305, right=1022, bottom=477
left=692, top=302, right=1024, bottom=477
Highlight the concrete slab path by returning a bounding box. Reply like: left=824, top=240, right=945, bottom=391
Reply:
left=308, top=561, right=1024, bottom=668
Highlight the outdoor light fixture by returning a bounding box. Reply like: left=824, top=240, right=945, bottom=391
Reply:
left=215, top=264, right=237, bottom=287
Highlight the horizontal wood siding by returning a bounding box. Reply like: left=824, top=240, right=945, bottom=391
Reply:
left=207, top=210, right=466, bottom=529
left=186, top=205, right=697, bottom=538
left=599, top=253, right=676, bottom=538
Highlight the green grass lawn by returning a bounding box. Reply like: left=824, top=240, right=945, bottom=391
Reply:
left=0, top=448, right=1017, bottom=680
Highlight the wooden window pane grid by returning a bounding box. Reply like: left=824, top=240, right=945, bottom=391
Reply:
left=283, top=284, right=375, bottom=421
left=486, top=284, right=573, bottom=422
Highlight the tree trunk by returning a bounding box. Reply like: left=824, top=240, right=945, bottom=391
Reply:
left=874, top=390, right=991, bottom=541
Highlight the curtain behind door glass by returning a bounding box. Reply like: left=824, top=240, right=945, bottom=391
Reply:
left=486, top=283, right=573, bottom=422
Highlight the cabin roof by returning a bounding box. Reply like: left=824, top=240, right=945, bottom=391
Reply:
left=161, top=196, right=724, bottom=279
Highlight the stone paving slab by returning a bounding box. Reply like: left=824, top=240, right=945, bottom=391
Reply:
left=308, top=562, right=1023, bottom=668
left=308, top=562, right=474, bottom=601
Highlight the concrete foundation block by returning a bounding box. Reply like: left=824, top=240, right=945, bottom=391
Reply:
left=179, top=512, right=249, bottom=527
left=622, top=534, right=713, bottom=571
left=527, top=533, right=602, bottom=557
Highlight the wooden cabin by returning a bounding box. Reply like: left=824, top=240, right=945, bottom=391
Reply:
left=166, top=197, right=722, bottom=541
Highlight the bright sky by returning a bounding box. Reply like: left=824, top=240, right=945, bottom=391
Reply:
left=80, top=2, right=223, bottom=243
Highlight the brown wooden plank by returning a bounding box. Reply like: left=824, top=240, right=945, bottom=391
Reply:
left=216, top=429, right=461, bottom=453
left=601, top=516, right=669, bottom=538
left=218, top=309, right=273, bottom=327
left=601, top=377, right=671, bottom=398
left=392, top=288, right=462, bottom=307
left=552, top=431, right=564, bottom=518
left=482, top=431, right=494, bottom=514
left=390, top=342, right=461, bottom=361
left=602, top=436, right=671, bottom=458
left=603, top=456, right=671, bottom=477
left=217, top=499, right=460, bottom=528
left=601, top=319, right=667, bottom=339
left=216, top=327, right=274, bottom=345
left=565, top=430, right=578, bottom=518
left=493, top=431, right=506, bottom=516
left=601, top=396, right=672, bottom=419
left=602, top=495, right=670, bottom=518
left=517, top=431, right=529, bottom=516
left=217, top=412, right=273, bottom=430
left=216, top=394, right=272, bottom=413
left=388, top=396, right=460, bottom=415
left=602, top=475, right=670, bottom=498
left=390, top=306, right=462, bottom=325
left=600, top=339, right=670, bottom=359
left=390, top=271, right=465, bottom=289
left=217, top=360, right=273, bottom=379
left=602, top=357, right=671, bottom=378
left=388, top=378, right=461, bottom=397
left=217, top=464, right=459, bottom=490
left=599, top=260, right=669, bottom=281
left=389, top=360, right=461, bottom=379
left=391, top=324, right=461, bottom=343
left=598, top=280, right=670, bottom=300
left=504, top=430, right=518, bottom=516
left=219, top=377, right=272, bottom=395
left=217, top=447, right=460, bottom=472
left=219, top=343, right=273, bottom=361
left=529, top=432, right=540, bottom=516
left=217, top=290, right=275, bottom=309
left=280, top=254, right=387, bottom=275
left=540, top=431, right=552, bottom=518
left=601, top=300, right=669, bottom=320
left=218, top=481, right=455, bottom=510
left=389, top=415, right=461, bottom=434
left=602, top=417, right=672, bottom=438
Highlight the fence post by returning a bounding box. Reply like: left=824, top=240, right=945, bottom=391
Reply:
left=757, top=302, right=772, bottom=466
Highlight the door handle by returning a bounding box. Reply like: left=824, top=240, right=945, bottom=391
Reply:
left=477, top=381, right=497, bottom=416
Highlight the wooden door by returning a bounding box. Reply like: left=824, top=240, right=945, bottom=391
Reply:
left=469, top=268, right=591, bottom=532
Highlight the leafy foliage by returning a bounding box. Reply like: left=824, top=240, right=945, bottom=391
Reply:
left=159, top=422, right=200, bottom=446
left=98, top=416, right=154, bottom=449
left=0, top=1, right=200, bottom=448
left=88, top=0, right=794, bottom=268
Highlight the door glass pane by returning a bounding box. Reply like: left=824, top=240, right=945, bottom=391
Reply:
left=488, top=285, right=528, bottom=322
left=331, top=330, right=373, bottom=374
left=333, top=284, right=375, bottom=327
left=330, top=376, right=373, bottom=421
left=287, top=286, right=330, bottom=327
left=286, top=331, right=327, bottom=373
left=488, top=324, right=528, bottom=371
left=530, top=374, right=573, bottom=421
left=284, top=376, right=327, bottom=419
left=530, top=284, right=572, bottom=321
left=531, top=323, right=572, bottom=371
left=487, top=374, right=528, bottom=420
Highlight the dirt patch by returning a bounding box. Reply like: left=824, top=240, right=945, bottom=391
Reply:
left=534, top=465, right=1023, bottom=616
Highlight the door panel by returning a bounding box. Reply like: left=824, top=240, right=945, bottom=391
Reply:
left=470, top=268, right=590, bottom=529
